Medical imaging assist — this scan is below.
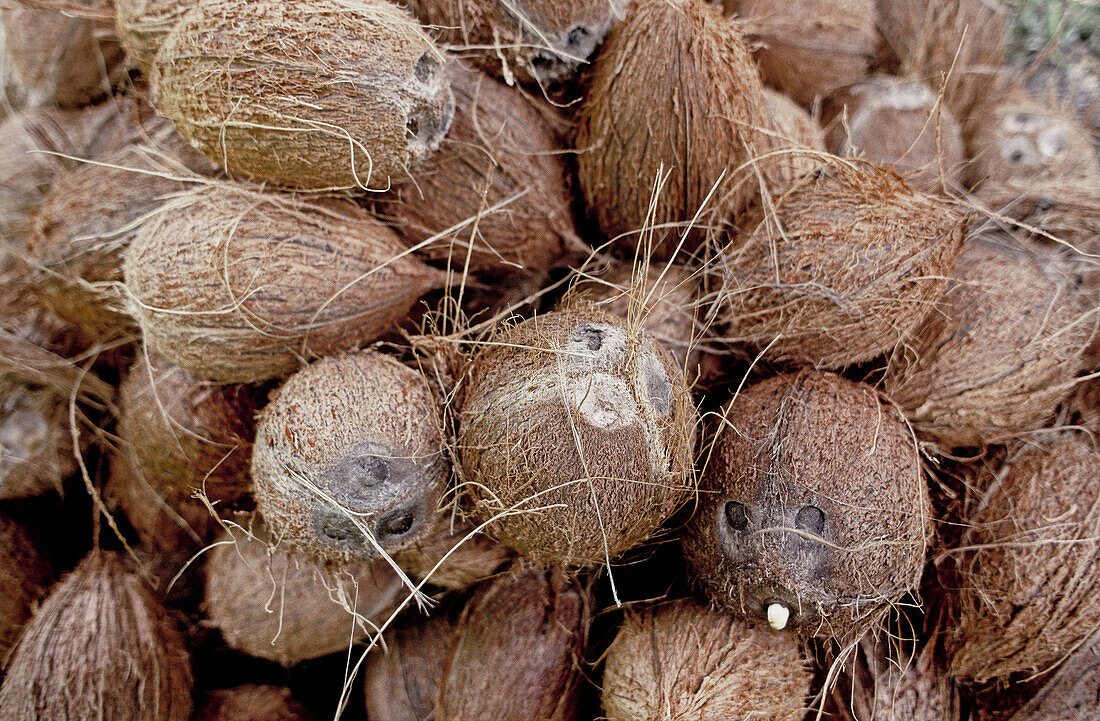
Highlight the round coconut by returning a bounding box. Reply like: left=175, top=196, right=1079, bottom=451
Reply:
left=883, top=236, right=1095, bottom=450
left=575, top=0, right=774, bottom=260
left=363, top=611, right=455, bottom=721
left=196, top=685, right=312, bottom=721
left=203, top=522, right=409, bottom=666
left=762, top=87, right=828, bottom=190
left=437, top=567, right=589, bottom=721
left=1001, top=624, right=1100, bottom=721
left=682, top=370, right=931, bottom=643
left=948, top=430, right=1100, bottom=682
left=709, top=158, right=969, bottom=369
left=735, top=0, right=878, bottom=107
left=123, top=183, right=443, bottom=383
left=406, top=0, right=626, bottom=85
left=0, top=551, right=192, bottom=721
left=151, top=0, right=454, bottom=191
left=116, top=0, right=196, bottom=73
left=601, top=598, right=812, bottom=721
left=390, top=511, right=515, bottom=592
left=253, top=349, right=448, bottom=564
left=378, top=61, right=585, bottom=277
left=457, top=306, right=697, bottom=567
left=0, top=511, right=52, bottom=665
left=824, top=75, right=965, bottom=193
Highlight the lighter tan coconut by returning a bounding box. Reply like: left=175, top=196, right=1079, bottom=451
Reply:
left=0, top=511, right=51, bottom=664
left=762, top=87, right=828, bottom=189
left=196, top=685, right=312, bottom=721
left=116, top=0, right=195, bottom=72
left=362, top=611, right=455, bottom=721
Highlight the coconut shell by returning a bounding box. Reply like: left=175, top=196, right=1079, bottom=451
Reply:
left=437, top=567, right=589, bottom=721
left=458, top=306, right=697, bottom=567
left=575, top=0, right=773, bottom=260
left=151, top=0, right=454, bottom=191
left=0, top=551, right=192, bottom=721
left=362, top=611, right=455, bottom=721
left=762, top=87, right=828, bottom=190
left=710, top=158, right=968, bottom=369
left=1003, top=624, right=1100, bottom=721
left=115, top=0, right=194, bottom=72
left=682, top=370, right=930, bottom=643
left=196, top=685, right=312, bottom=721
left=884, top=236, right=1095, bottom=450
left=123, top=184, right=443, bottom=383
left=0, top=511, right=52, bottom=665
left=824, top=75, right=965, bottom=193
left=602, top=598, right=812, bottom=721
left=948, top=431, right=1100, bottom=682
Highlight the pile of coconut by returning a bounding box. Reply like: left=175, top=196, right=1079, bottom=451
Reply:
left=0, top=0, right=1097, bottom=718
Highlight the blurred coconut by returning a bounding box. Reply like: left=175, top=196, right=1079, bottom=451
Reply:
left=116, top=0, right=195, bottom=72
left=363, top=611, right=454, bottom=721
left=974, top=177, right=1100, bottom=256
left=762, top=86, right=828, bottom=189
left=0, top=511, right=52, bottom=665
left=1025, top=45, right=1100, bottom=149
left=196, top=685, right=312, bottom=721
left=7, top=0, right=114, bottom=19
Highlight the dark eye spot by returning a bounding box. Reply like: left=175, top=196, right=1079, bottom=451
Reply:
left=1013, top=112, right=1035, bottom=125
left=406, top=108, right=439, bottom=145
left=725, top=501, right=749, bottom=532
left=376, top=506, right=417, bottom=541
left=322, top=517, right=357, bottom=542
left=572, top=324, right=604, bottom=351
left=565, top=26, right=590, bottom=48
left=795, top=505, right=825, bottom=536
left=414, top=52, right=438, bottom=83
left=1009, top=150, right=1025, bottom=164
left=357, top=455, right=390, bottom=483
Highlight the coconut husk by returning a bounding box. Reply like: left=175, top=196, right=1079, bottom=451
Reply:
left=947, top=430, right=1100, bottom=682
left=0, top=381, right=75, bottom=499
left=824, top=74, right=965, bottom=193
left=378, top=61, right=586, bottom=277
left=1066, top=376, right=1099, bottom=433
left=0, top=511, right=52, bottom=665
left=708, top=158, right=969, bottom=369
left=458, top=305, right=698, bottom=567
left=1003, top=624, right=1100, bottom=721
left=123, top=183, right=444, bottom=383
left=884, top=236, right=1096, bottom=450
left=151, top=0, right=454, bottom=191
left=762, top=86, right=828, bottom=191
left=362, top=610, right=455, bottom=721
left=0, top=551, right=192, bottom=721
left=682, top=370, right=931, bottom=644
left=437, top=566, right=589, bottom=721
left=736, top=0, right=878, bottom=106
left=391, top=510, right=514, bottom=592
left=575, top=0, right=774, bottom=260
left=602, top=598, right=812, bottom=721
left=196, top=685, right=312, bottom=721
left=115, top=0, right=193, bottom=72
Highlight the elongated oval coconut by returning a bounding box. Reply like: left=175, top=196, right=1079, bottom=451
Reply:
left=196, top=685, right=312, bottom=721
left=123, top=184, right=443, bottom=383
left=116, top=0, right=195, bottom=72
left=1002, top=624, right=1100, bottom=721
left=762, top=87, right=828, bottom=189
left=710, top=158, right=969, bottom=369
left=575, top=0, right=773, bottom=259
left=602, top=598, right=812, bottom=721
left=363, top=611, right=455, bottom=721
left=0, top=511, right=52, bottom=664
left=824, top=75, right=965, bottom=193
left=458, top=306, right=697, bottom=567
left=948, top=431, right=1100, bottom=681
left=253, top=349, right=448, bottom=563
left=437, top=567, right=589, bottom=721
left=682, top=370, right=930, bottom=643
left=152, top=0, right=454, bottom=191
left=0, top=551, right=192, bottom=721
left=379, top=62, right=585, bottom=277
left=884, top=236, right=1095, bottom=450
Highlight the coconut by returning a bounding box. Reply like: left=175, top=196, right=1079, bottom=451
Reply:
left=575, top=0, right=773, bottom=260
left=884, top=236, right=1095, bottom=450
left=0, top=382, right=74, bottom=500
left=151, top=0, right=454, bottom=191
left=947, top=430, right=1100, bottom=682
left=196, top=685, right=312, bottom=721
left=973, top=177, right=1100, bottom=256
left=115, top=0, right=194, bottom=73
left=824, top=75, right=965, bottom=193
left=363, top=611, right=455, bottom=721
left=406, top=0, right=626, bottom=85
left=123, top=183, right=443, bottom=383
left=762, top=86, right=828, bottom=190
left=378, top=61, right=585, bottom=277
left=682, top=370, right=930, bottom=643
left=0, top=551, right=192, bottom=721
left=390, top=511, right=515, bottom=592
left=735, top=0, right=878, bottom=106
left=458, top=306, right=697, bottom=567
left=437, top=567, right=589, bottom=721
left=708, top=158, right=969, bottom=369
left=602, top=598, right=812, bottom=721
left=0, top=511, right=52, bottom=665
left=1001, top=624, right=1100, bottom=721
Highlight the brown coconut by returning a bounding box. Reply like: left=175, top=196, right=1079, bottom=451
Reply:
left=602, top=598, right=812, bottom=721
left=0, top=511, right=52, bottom=665
left=682, top=370, right=931, bottom=643
left=362, top=611, right=455, bottom=721
left=735, top=0, right=879, bottom=106
left=709, top=158, right=969, bottom=369
left=575, top=0, right=774, bottom=259
left=884, top=236, right=1095, bottom=450
left=762, top=86, right=828, bottom=190
left=824, top=75, right=966, bottom=193
left=0, top=551, right=192, bottom=721
left=123, top=183, right=443, bottom=383
left=378, top=61, right=585, bottom=277
left=151, top=0, right=454, bottom=191
left=437, top=567, right=589, bottom=721
left=390, top=510, right=515, bottom=592
left=973, top=177, right=1100, bottom=256
left=115, top=0, right=194, bottom=72
left=458, top=306, right=697, bottom=567
left=948, top=430, right=1100, bottom=682
left=0, top=382, right=75, bottom=500
left=196, top=685, right=312, bottom=721
left=1002, top=624, right=1100, bottom=721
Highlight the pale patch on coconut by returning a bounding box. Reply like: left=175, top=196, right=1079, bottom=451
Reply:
left=196, top=685, right=312, bottom=721
left=0, top=511, right=51, bottom=664
left=362, top=610, right=455, bottom=721
left=116, top=0, right=196, bottom=73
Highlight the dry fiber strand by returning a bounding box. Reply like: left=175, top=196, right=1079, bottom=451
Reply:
left=0, top=511, right=51, bottom=664
left=362, top=610, right=455, bottom=721
left=195, top=685, right=313, bottom=721
left=761, top=86, right=828, bottom=190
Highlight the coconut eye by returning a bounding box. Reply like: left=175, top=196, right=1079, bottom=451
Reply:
left=572, top=324, right=605, bottom=351
left=795, top=505, right=825, bottom=536
left=414, top=52, right=438, bottom=83
left=724, top=501, right=749, bottom=531
left=349, top=454, right=390, bottom=486
left=1037, top=127, right=1068, bottom=158
left=566, top=26, right=590, bottom=48
left=376, top=505, right=418, bottom=542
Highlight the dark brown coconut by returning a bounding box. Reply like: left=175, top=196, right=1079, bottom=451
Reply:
left=575, top=0, right=773, bottom=259
left=0, top=551, right=192, bottom=720
left=1002, top=624, right=1100, bottom=721
left=709, top=158, right=969, bottom=369
left=152, top=0, right=454, bottom=191
left=196, top=685, right=312, bottom=721
left=948, top=430, right=1100, bottom=682
left=884, top=236, right=1095, bottom=450
left=362, top=611, right=455, bottom=721
left=682, top=370, right=930, bottom=643
left=437, top=567, right=589, bottom=721
left=0, top=511, right=52, bottom=665
left=458, top=306, right=697, bottom=567
left=762, top=87, right=828, bottom=190
left=123, top=183, right=443, bottom=383
left=379, top=61, right=585, bottom=277
left=115, top=0, right=195, bottom=72
left=824, top=75, right=965, bottom=193
left=602, top=598, right=812, bottom=721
